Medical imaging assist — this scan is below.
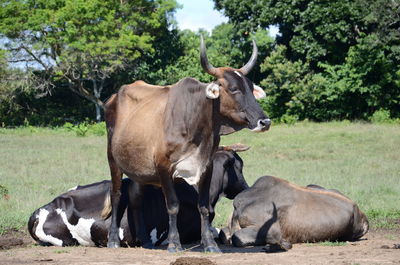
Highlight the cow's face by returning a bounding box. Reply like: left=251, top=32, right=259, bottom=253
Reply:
left=200, top=37, right=271, bottom=134
left=223, top=152, right=249, bottom=199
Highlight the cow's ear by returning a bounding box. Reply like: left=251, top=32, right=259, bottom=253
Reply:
left=206, top=83, right=220, bottom=99
left=253, top=84, right=266, bottom=99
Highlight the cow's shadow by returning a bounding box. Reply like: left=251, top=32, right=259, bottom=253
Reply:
left=154, top=243, right=270, bottom=254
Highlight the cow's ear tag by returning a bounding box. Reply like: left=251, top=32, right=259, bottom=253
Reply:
left=253, top=84, right=266, bottom=100
left=206, top=83, right=220, bottom=99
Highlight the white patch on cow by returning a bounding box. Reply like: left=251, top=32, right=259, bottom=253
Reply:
left=150, top=228, right=158, bottom=244
left=173, top=148, right=205, bottom=185
left=234, top=70, right=242, bottom=78
left=159, top=231, right=168, bottom=246
left=210, top=227, right=220, bottom=239
left=119, top=228, right=124, bottom=240
left=253, top=85, right=266, bottom=99
left=362, top=221, right=369, bottom=235
left=251, top=119, right=271, bottom=132
left=68, top=186, right=78, bottom=191
left=55, top=208, right=95, bottom=246
left=205, top=83, right=220, bottom=99
left=34, top=209, right=64, bottom=246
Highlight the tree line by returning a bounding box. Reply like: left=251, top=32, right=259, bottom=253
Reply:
left=1, top=0, right=399, bottom=126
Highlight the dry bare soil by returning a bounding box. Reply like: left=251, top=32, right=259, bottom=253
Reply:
left=1, top=229, right=399, bottom=265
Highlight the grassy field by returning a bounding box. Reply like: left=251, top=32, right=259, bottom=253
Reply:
left=0, top=122, right=399, bottom=234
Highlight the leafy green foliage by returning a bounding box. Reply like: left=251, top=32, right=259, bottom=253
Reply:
left=0, top=185, right=9, bottom=199
left=63, top=121, right=106, bottom=136
left=0, top=0, right=179, bottom=121
left=152, top=24, right=273, bottom=85
left=0, top=50, right=40, bottom=126
left=216, top=0, right=400, bottom=121
left=370, top=109, right=400, bottom=124
left=1, top=0, right=399, bottom=123
left=312, top=241, right=347, bottom=247
left=214, top=0, right=366, bottom=65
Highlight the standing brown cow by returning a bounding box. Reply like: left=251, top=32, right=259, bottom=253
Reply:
left=104, top=37, right=270, bottom=252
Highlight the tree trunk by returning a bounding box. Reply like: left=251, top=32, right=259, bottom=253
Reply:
left=95, top=102, right=102, bottom=122
left=93, top=79, right=105, bottom=122
left=67, top=79, right=105, bottom=122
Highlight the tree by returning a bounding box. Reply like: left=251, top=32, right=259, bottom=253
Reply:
left=214, top=0, right=400, bottom=120
left=214, top=0, right=370, bottom=67
left=153, top=23, right=273, bottom=85
left=0, top=49, right=37, bottom=125
left=0, top=0, right=179, bottom=121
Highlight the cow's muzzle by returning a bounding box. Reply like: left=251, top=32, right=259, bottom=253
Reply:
left=251, top=118, right=271, bottom=132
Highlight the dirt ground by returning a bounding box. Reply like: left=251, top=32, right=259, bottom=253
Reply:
left=0, top=229, right=399, bottom=265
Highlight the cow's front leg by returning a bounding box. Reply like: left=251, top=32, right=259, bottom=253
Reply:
left=160, top=175, right=182, bottom=252
left=198, top=165, right=221, bottom=253
left=127, top=180, right=152, bottom=248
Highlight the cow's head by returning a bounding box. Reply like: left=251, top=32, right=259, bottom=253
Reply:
left=210, top=145, right=250, bottom=205
left=200, top=36, right=271, bottom=135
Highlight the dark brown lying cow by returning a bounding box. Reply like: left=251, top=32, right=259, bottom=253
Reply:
left=219, top=176, right=369, bottom=251
left=28, top=148, right=248, bottom=247
left=105, top=36, right=270, bottom=252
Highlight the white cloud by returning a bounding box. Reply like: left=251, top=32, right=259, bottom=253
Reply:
left=175, top=0, right=279, bottom=38
left=175, top=0, right=228, bottom=32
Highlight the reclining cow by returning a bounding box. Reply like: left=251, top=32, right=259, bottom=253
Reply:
left=219, top=175, right=369, bottom=251
left=28, top=146, right=249, bottom=247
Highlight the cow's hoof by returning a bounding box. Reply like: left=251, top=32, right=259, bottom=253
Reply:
left=218, top=228, right=231, bottom=245
left=107, top=241, right=120, bottom=248
left=280, top=240, right=292, bottom=250
left=204, top=246, right=222, bottom=253
left=263, top=244, right=286, bottom=253
left=167, top=246, right=183, bottom=253
left=142, top=242, right=154, bottom=249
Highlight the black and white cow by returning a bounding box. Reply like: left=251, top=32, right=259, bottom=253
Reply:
left=28, top=147, right=249, bottom=247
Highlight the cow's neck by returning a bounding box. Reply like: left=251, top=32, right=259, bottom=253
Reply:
left=164, top=79, right=220, bottom=163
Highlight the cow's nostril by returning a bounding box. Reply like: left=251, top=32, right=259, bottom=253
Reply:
left=259, top=118, right=271, bottom=128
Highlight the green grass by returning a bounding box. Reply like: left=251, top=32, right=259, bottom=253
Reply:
left=1, top=122, right=400, bottom=234
left=306, top=241, right=347, bottom=247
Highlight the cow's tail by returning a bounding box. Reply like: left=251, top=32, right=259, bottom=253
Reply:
left=352, top=205, right=369, bottom=240
left=101, top=190, right=112, bottom=219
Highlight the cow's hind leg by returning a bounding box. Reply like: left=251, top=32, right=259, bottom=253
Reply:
left=231, top=226, right=262, bottom=247
left=160, top=174, right=182, bottom=252
left=127, top=181, right=152, bottom=248
left=263, top=221, right=292, bottom=252
left=198, top=166, right=221, bottom=253
left=105, top=93, right=123, bottom=248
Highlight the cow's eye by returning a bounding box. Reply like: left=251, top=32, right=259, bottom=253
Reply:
left=228, top=86, right=239, bottom=93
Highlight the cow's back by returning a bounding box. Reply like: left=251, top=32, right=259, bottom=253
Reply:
left=232, top=176, right=368, bottom=243
left=280, top=184, right=356, bottom=243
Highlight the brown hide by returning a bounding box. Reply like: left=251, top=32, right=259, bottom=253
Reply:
left=223, top=176, right=369, bottom=249
left=106, top=78, right=218, bottom=186
left=105, top=37, right=269, bottom=252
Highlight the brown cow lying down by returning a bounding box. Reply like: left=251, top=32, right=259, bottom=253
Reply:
left=219, top=176, right=369, bottom=251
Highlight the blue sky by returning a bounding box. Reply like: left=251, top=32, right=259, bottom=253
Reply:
left=175, top=0, right=227, bottom=32
left=175, top=0, right=279, bottom=36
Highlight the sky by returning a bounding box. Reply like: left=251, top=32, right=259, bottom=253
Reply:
left=175, top=0, right=227, bottom=32
left=175, top=0, right=279, bottom=37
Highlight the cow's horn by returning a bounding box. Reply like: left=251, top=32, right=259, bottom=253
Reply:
left=240, top=40, right=258, bottom=75
left=218, top=143, right=251, bottom=152
left=200, top=35, right=218, bottom=77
